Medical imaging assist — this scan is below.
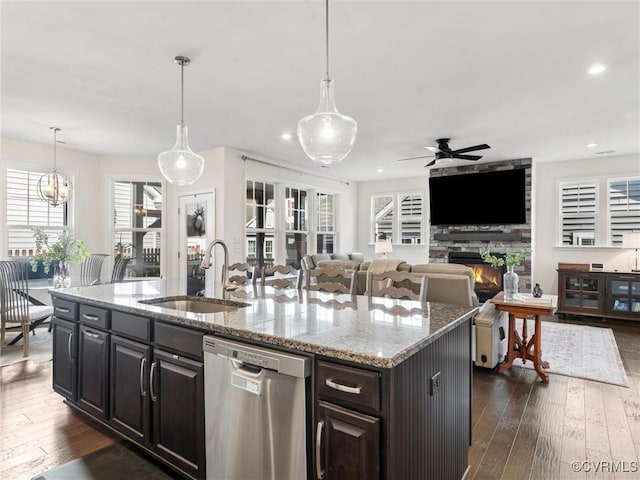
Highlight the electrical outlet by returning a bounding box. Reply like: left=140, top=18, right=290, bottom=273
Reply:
left=430, top=371, right=441, bottom=396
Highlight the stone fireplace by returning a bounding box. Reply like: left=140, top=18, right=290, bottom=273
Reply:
left=449, top=252, right=505, bottom=303
left=428, top=158, right=533, bottom=299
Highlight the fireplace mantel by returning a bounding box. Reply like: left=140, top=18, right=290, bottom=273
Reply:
left=433, top=231, right=523, bottom=242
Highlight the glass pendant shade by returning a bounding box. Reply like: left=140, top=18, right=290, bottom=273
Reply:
left=37, top=171, right=72, bottom=207
left=297, top=77, right=357, bottom=165
left=158, top=124, right=205, bottom=186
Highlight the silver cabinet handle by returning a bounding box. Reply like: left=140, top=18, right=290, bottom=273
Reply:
left=83, top=331, right=101, bottom=339
left=56, top=307, right=70, bottom=313
left=67, top=333, right=73, bottom=362
left=139, top=358, right=147, bottom=396
left=82, top=314, right=100, bottom=321
left=316, top=420, right=325, bottom=480
left=326, top=378, right=362, bottom=395
left=149, top=362, right=157, bottom=402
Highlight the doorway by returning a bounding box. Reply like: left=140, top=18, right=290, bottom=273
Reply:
left=179, top=192, right=214, bottom=295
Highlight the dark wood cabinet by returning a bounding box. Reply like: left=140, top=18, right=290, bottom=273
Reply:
left=151, top=349, right=205, bottom=480
left=557, top=269, right=640, bottom=321
left=109, top=335, right=151, bottom=443
left=77, top=325, right=110, bottom=418
left=605, top=273, right=640, bottom=319
left=315, top=319, right=472, bottom=480
left=557, top=269, right=604, bottom=315
left=52, top=316, right=78, bottom=401
left=317, top=400, right=380, bottom=480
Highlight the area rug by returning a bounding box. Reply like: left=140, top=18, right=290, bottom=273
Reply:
left=511, top=319, right=629, bottom=387
left=31, top=442, right=182, bottom=480
left=0, top=327, right=53, bottom=367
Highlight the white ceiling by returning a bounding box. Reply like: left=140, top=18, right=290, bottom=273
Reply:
left=2, top=1, right=639, bottom=182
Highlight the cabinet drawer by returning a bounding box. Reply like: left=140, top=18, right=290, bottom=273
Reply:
left=154, top=322, right=204, bottom=361
left=317, top=361, right=381, bottom=411
left=111, top=311, right=151, bottom=342
left=79, top=304, right=109, bottom=330
left=52, top=298, right=78, bottom=321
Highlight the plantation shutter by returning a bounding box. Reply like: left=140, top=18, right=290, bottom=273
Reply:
left=560, top=181, right=597, bottom=245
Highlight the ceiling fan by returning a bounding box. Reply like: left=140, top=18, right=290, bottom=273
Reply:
left=396, top=138, right=491, bottom=167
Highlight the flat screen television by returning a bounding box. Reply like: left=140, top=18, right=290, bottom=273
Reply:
left=429, top=168, right=527, bottom=226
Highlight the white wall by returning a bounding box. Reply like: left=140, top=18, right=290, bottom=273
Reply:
left=355, top=176, right=429, bottom=264
left=0, top=136, right=101, bottom=256
left=534, top=153, right=640, bottom=294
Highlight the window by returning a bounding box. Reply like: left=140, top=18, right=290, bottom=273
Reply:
left=559, top=181, right=597, bottom=246
left=112, top=180, right=162, bottom=278
left=399, top=193, right=423, bottom=244
left=284, top=186, right=308, bottom=269
left=372, top=195, right=394, bottom=242
left=317, top=192, right=336, bottom=254
left=5, top=168, right=70, bottom=257
left=371, top=192, right=424, bottom=244
left=609, top=177, right=640, bottom=245
left=558, top=175, right=640, bottom=247
left=245, top=180, right=276, bottom=268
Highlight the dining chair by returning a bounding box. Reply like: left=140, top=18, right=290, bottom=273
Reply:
left=228, top=262, right=253, bottom=287
left=111, top=256, right=133, bottom=283
left=305, top=267, right=356, bottom=295
left=366, top=270, right=428, bottom=302
left=259, top=264, right=302, bottom=289
left=0, top=260, right=55, bottom=357
left=80, top=253, right=109, bottom=285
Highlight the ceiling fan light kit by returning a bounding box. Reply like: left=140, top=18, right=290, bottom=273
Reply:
left=158, top=55, right=205, bottom=186
left=38, top=126, right=72, bottom=207
left=297, top=0, right=357, bottom=166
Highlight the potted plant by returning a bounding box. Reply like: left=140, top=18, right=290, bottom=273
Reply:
left=480, top=244, right=531, bottom=301
left=30, top=227, right=90, bottom=287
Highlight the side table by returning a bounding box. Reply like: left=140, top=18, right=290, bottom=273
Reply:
left=490, top=291, right=558, bottom=382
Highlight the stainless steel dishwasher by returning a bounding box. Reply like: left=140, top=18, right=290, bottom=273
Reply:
left=203, top=336, right=310, bottom=480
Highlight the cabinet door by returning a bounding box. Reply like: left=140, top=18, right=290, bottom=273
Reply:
left=52, top=317, right=78, bottom=401
left=110, top=335, right=151, bottom=443
left=151, top=349, right=205, bottom=480
left=77, top=326, right=109, bottom=418
left=317, top=400, right=380, bottom=480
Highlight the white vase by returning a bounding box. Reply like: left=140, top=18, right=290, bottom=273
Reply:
left=503, top=265, right=519, bottom=301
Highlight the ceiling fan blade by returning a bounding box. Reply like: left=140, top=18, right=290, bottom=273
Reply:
left=424, top=146, right=441, bottom=153
left=424, top=159, right=438, bottom=167
left=451, top=144, right=490, bottom=154
left=396, top=154, right=435, bottom=162
left=453, top=154, right=482, bottom=161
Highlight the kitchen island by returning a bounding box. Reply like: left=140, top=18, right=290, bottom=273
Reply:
left=49, top=280, right=477, bottom=480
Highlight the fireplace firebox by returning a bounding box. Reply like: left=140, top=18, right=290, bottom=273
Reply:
left=449, top=252, right=505, bottom=303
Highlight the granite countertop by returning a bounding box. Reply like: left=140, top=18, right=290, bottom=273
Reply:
left=49, top=280, right=477, bottom=368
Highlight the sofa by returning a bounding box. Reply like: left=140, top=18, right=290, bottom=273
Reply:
left=302, top=256, right=506, bottom=368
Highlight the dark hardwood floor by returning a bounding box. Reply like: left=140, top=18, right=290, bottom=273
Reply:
left=1, top=316, right=638, bottom=480
left=470, top=316, right=640, bottom=480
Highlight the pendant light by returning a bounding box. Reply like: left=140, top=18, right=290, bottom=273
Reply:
left=297, top=0, right=357, bottom=165
left=37, top=127, right=72, bottom=207
left=158, top=56, right=205, bottom=185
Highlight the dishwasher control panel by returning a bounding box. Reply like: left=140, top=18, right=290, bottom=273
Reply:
left=203, top=336, right=311, bottom=378
left=230, top=348, right=279, bottom=371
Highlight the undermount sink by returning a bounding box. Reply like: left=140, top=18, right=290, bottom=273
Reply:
left=139, top=296, right=250, bottom=314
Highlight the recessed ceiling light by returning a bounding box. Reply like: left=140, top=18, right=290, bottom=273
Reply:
left=376, top=168, right=383, bottom=173
left=587, top=64, right=606, bottom=75
left=281, top=133, right=292, bottom=140
left=586, top=143, right=597, bottom=148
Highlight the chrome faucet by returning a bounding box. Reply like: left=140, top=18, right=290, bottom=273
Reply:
left=200, top=239, right=237, bottom=297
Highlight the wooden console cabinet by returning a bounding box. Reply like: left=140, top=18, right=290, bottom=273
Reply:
left=557, top=269, right=640, bottom=321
